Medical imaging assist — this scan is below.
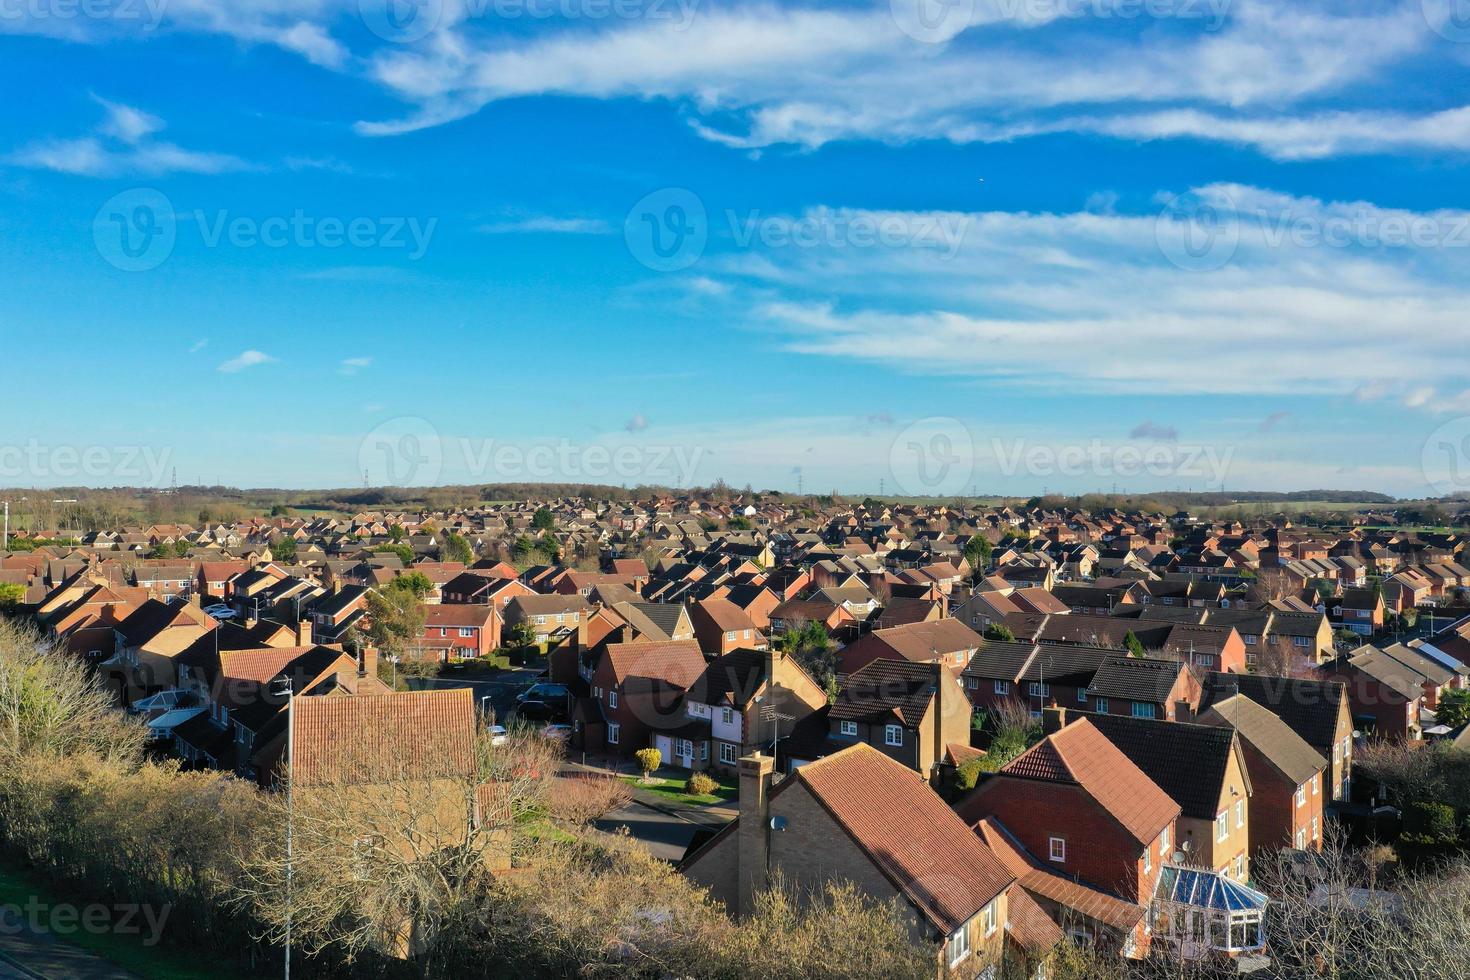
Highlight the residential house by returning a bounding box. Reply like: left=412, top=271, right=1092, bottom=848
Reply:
left=826, top=658, right=973, bottom=783
left=690, top=598, right=767, bottom=656
left=583, top=639, right=708, bottom=756
left=838, top=618, right=984, bottom=677
left=683, top=745, right=1059, bottom=978
left=1197, top=695, right=1327, bottom=854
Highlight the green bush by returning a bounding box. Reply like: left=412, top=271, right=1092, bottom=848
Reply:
left=954, top=757, right=986, bottom=792
left=685, top=772, right=719, bottom=797
left=1404, top=801, right=1458, bottom=844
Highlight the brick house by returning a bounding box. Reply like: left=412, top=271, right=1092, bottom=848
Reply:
left=1197, top=695, right=1327, bottom=854
left=689, top=597, right=766, bottom=656
left=826, top=658, right=974, bottom=783
left=1082, top=711, right=1253, bottom=881
left=956, top=716, right=1180, bottom=955
left=683, top=745, right=1060, bottom=978
left=584, top=639, right=707, bottom=756
left=1200, top=672, right=1354, bottom=802
left=417, top=603, right=497, bottom=660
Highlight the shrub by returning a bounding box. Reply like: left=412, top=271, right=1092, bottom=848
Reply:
left=954, top=756, right=986, bottom=793
left=634, top=747, right=662, bottom=778
left=685, top=772, right=718, bottom=797
left=550, top=776, right=633, bottom=825
left=1405, top=801, right=1459, bottom=844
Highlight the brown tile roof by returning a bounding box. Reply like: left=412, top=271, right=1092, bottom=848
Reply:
left=794, top=743, right=1014, bottom=934
left=994, top=717, right=1178, bottom=844
left=1197, top=694, right=1327, bottom=786
left=602, top=639, right=707, bottom=691
left=1004, top=884, right=1066, bottom=955
left=290, top=688, right=476, bottom=786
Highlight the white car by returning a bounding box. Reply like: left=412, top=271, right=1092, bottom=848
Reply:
left=487, top=725, right=509, bottom=746
left=542, top=724, right=572, bottom=740
left=203, top=605, right=238, bottom=620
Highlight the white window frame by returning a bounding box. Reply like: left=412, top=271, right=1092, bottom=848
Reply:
left=609, top=690, right=618, bottom=709
left=1296, top=785, right=1306, bottom=808
left=606, top=722, right=620, bottom=745
left=1160, top=825, right=1171, bottom=858
left=1235, top=799, right=1245, bottom=829
left=1049, top=837, right=1066, bottom=863
left=1216, top=812, right=1229, bottom=843
left=721, top=707, right=734, bottom=725
left=839, top=720, right=858, bottom=737
left=1094, top=697, right=1109, bottom=714
left=884, top=724, right=903, bottom=747
left=994, top=680, right=1010, bottom=695
left=719, top=742, right=736, bottom=765
left=983, top=900, right=998, bottom=938
left=947, top=924, right=971, bottom=967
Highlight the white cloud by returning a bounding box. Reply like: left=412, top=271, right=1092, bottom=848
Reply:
left=479, top=216, right=611, bottom=234
left=351, top=0, right=1436, bottom=162
left=219, top=350, right=276, bottom=373
left=339, top=356, right=373, bottom=375
left=189, top=339, right=208, bottom=354
left=8, top=99, right=248, bottom=177
left=676, top=186, right=1470, bottom=400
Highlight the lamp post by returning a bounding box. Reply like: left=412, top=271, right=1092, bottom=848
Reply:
left=284, top=676, right=295, bottom=980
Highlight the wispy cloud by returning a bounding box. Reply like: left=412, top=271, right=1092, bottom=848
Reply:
left=339, top=357, right=372, bottom=376
left=1130, top=421, right=1179, bottom=442
left=189, top=339, right=208, bottom=354
left=8, top=97, right=248, bottom=177
left=219, top=350, right=276, bottom=373
left=479, top=216, right=611, bottom=235
left=624, top=414, right=649, bottom=433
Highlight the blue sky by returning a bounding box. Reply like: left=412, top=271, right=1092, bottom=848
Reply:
left=3, top=0, right=1470, bottom=497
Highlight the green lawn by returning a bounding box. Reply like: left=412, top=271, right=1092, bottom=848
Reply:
left=0, top=857, right=260, bottom=980
left=621, top=774, right=737, bottom=806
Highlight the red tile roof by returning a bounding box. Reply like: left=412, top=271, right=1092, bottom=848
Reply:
left=290, top=688, right=476, bottom=786
left=794, top=743, right=1015, bottom=934
left=997, top=717, right=1178, bottom=844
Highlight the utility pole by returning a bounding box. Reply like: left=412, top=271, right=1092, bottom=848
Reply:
left=284, top=677, right=294, bottom=980
left=2, top=501, right=7, bottom=551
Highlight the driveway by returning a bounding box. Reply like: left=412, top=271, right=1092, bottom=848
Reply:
left=594, top=801, right=705, bottom=863
left=407, top=669, right=542, bottom=725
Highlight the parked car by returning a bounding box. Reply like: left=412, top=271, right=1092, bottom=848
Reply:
left=542, top=724, right=572, bottom=740
left=517, top=682, right=569, bottom=704
left=203, top=604, right=237, bottom=620
left=487, top=725, right=509, bottom=746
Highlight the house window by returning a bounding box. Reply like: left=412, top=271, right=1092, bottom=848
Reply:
left=1311, top=774, right=1319, bottom=796
left=983, top=899, right=998, bottom=938
left=1295, top=827, right=1306, bottom=848
left=840, top=721, right=858, bottom=737
left=721, top=707, right=734, bottom=725
left=459, top=627, right=474, bottom=637
left=725, top=631, right=736, bottom=641
left=1296, top=785, right=1306, bottom=808
left=1143, top=846, right=1151, bottom=873
left=1216, top=812, right=1229, bottom=843
left=1028, top=682, right=1050, bottom=697
left=1049, top=837, right=1066, bottom=862
left=720, top=742, right=736, bottom=765
left=1243, top=634, right=1257, bottom=645
left=607, top=723, right=620, bottom=745
left=966, top=677, right=978, bottom=690
left=1094, top=697, right=1109, bottom=714
left=1078, top=688, right=1088, bottom=703
left=1294, top=636, right=1311, bottom=648
left=1235, top=799, right=1245, bottom=829
left=884, top=725, right=903, bottom=747
left=1234, top=854, right=1245, bottom=879
left=947, top=924, right=970, bottom=967
left=1160, top=825, right=1171, bottom=858
left=1131, top=702, right=1157, bottom=719
left=1312, top=817, right=1319, bottom=841
left=609, top=690, right=618, bottom=709
left=994, top=680, right=1010, bottom=695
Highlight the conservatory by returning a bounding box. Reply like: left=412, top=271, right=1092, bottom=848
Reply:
left=1151, top=865, right=1268, bottom=960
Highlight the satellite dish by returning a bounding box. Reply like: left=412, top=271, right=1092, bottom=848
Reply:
left=1173, top=850, right=1188, bottom=864
left=770, top=815, right=787, bottom=832
left=1179, top=839, right=1194, bottom=854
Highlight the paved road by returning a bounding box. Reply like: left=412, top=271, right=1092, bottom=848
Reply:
left=0, top=912, right=140, bottom=980
left=595, top=801, right=705, bottom=863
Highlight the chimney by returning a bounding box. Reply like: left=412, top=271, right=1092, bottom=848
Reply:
left=736, top=752, right=775, bottom=916
left=295, top=617, right=310, bottom=647
left=1175, top=699, right=1193, bottom=723
left=359, top=644, right=379, bottom=679
left=1042, top=704, right=1068, bottom=736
